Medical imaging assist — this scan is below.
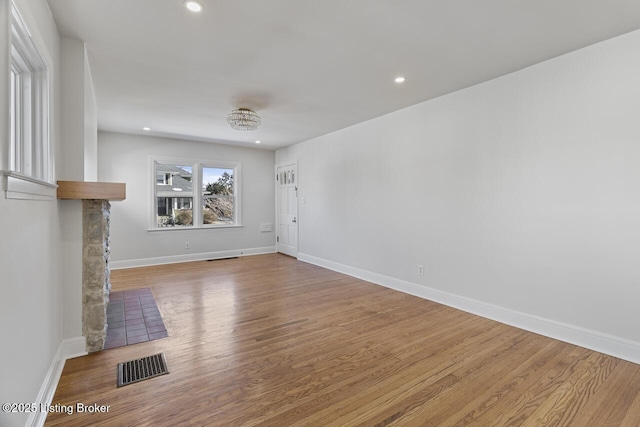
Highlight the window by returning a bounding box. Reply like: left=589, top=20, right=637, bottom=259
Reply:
left=152, top=159, right=240, bottom=229
left=155, top=164, right=193, bottom=227
left=8, top=2, right=52, bottom=183
left=202, top=167, right=234, bottom=225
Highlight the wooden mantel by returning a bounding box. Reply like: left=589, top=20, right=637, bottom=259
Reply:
left=57, top=180, right=126, bottom=200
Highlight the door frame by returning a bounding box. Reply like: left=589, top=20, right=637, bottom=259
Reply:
left=275, top=160, right=298, bottom=258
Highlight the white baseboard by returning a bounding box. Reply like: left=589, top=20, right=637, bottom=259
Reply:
left=61, top=336, right=88, bottom=360
left=109, top=246, right=277, bottom=270
left=298, top=252, right=640, bottom=365
left=26, top=337, right=87, bottom=427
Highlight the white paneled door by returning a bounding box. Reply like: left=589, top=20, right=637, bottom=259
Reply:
left=277, top=163, right=298, bottom=257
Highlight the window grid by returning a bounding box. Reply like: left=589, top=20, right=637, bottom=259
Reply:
left=152, top=160, right=241, bottom=230
left=8, top=2, right=51, bottom=183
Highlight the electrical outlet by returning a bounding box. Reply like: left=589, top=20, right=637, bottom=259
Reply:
left=418, top=265, right=424, bottom=276
left=185, top=242, right=190, bottom=249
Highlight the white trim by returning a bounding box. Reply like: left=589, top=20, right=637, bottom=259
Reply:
left=298, top=252, right=640, bottom=365
left=61, top=336, right=88, bottom=360
left=275, top=160, right=298, bottom=258
left=202, top=161, right=241, bottom=227
left=26, top=337, right=87, bottom=427
left=274, top=160, right=298, bottom=169
left=8, top=1, right=54, bottom=184
left=2, top=170, right=57, bottom=200
left=147, top=224, right=244, bottom=232
left=149, top=155, right=242, bottom=230
left=110, top=246, right=277, bottom=270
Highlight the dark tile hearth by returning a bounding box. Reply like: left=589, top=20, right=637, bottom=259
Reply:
left=104, top=288, right=168, bottom=350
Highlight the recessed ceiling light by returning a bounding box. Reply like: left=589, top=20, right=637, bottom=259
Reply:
left=255, top=140, right=261, bottom=144
left=394, top=76, right=406, bottom=83
left=185, top=1, right=203, bottom=13
left=143, top=127, right=151, bottom=131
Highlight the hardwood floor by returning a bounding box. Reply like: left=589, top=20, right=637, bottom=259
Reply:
left=46, top=254, right=640, bottom=426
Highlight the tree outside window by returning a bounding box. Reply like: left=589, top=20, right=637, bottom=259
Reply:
left=202, top=168, right=234, bottom=225
left=152, top=160, right=240, bottom=229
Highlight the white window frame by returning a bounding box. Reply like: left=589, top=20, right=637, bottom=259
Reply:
left=2, top=1, right=56, bottom=200
left=149, top=156, right=242, bottom=231
left=201, top=161, right=240, bottom=228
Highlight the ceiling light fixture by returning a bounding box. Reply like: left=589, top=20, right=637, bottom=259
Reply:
left=255, top=140, right=261, bottom=144
left=395, top=76, right=406, bottom=83
left=143, top=127, right=151, bottom=131
left=185, top=1, right=203, bottom=13
left=227, top=108, right=261, bottom=131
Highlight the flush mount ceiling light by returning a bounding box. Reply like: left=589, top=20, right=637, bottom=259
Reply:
left=143, top=127, right=151, bottom=131
left=394, top=76, right=406, bottom=83
left=185, top=1, right=203, bottom=13
left=255, top=140, right=261, bottom=144
left=227, top=108, right=261, bottom=131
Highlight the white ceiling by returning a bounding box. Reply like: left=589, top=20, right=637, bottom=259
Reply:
left=47, top=0, right=640, bottom=150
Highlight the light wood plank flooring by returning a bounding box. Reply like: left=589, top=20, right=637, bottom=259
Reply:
left=46, top=254, right=640, bottom=426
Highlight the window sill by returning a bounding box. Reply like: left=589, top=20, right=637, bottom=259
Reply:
left=1, top=171, right=57, bottom=200
left=147, top=224, right=244, bottom=232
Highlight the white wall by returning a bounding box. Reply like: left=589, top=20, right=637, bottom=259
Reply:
left=59, top=36, right=98, bottom=180
left=84, top=49, right=98, bottom=181
left=277, top=29, right=640, bottom=360
left=59, top=36, right=98, bottom=341
left=59, top=36, right=85, bottom=180
left=58, top=37, right=84, bottom=342
left=99, top=132, right=276, bottom=267
left=0, top=0, right=64, bottom=426
left=59, top=198, right=82, bottom=339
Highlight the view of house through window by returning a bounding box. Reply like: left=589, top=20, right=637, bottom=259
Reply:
left=156, top=164, right=193, bottom=227
left=154, top=161, right=239, bottom=229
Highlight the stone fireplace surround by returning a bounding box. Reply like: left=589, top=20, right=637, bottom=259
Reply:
left=58, top=181, right=126, bottom=352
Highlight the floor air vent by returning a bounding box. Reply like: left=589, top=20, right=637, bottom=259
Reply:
left=117, top=353, right=169, bottom=387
